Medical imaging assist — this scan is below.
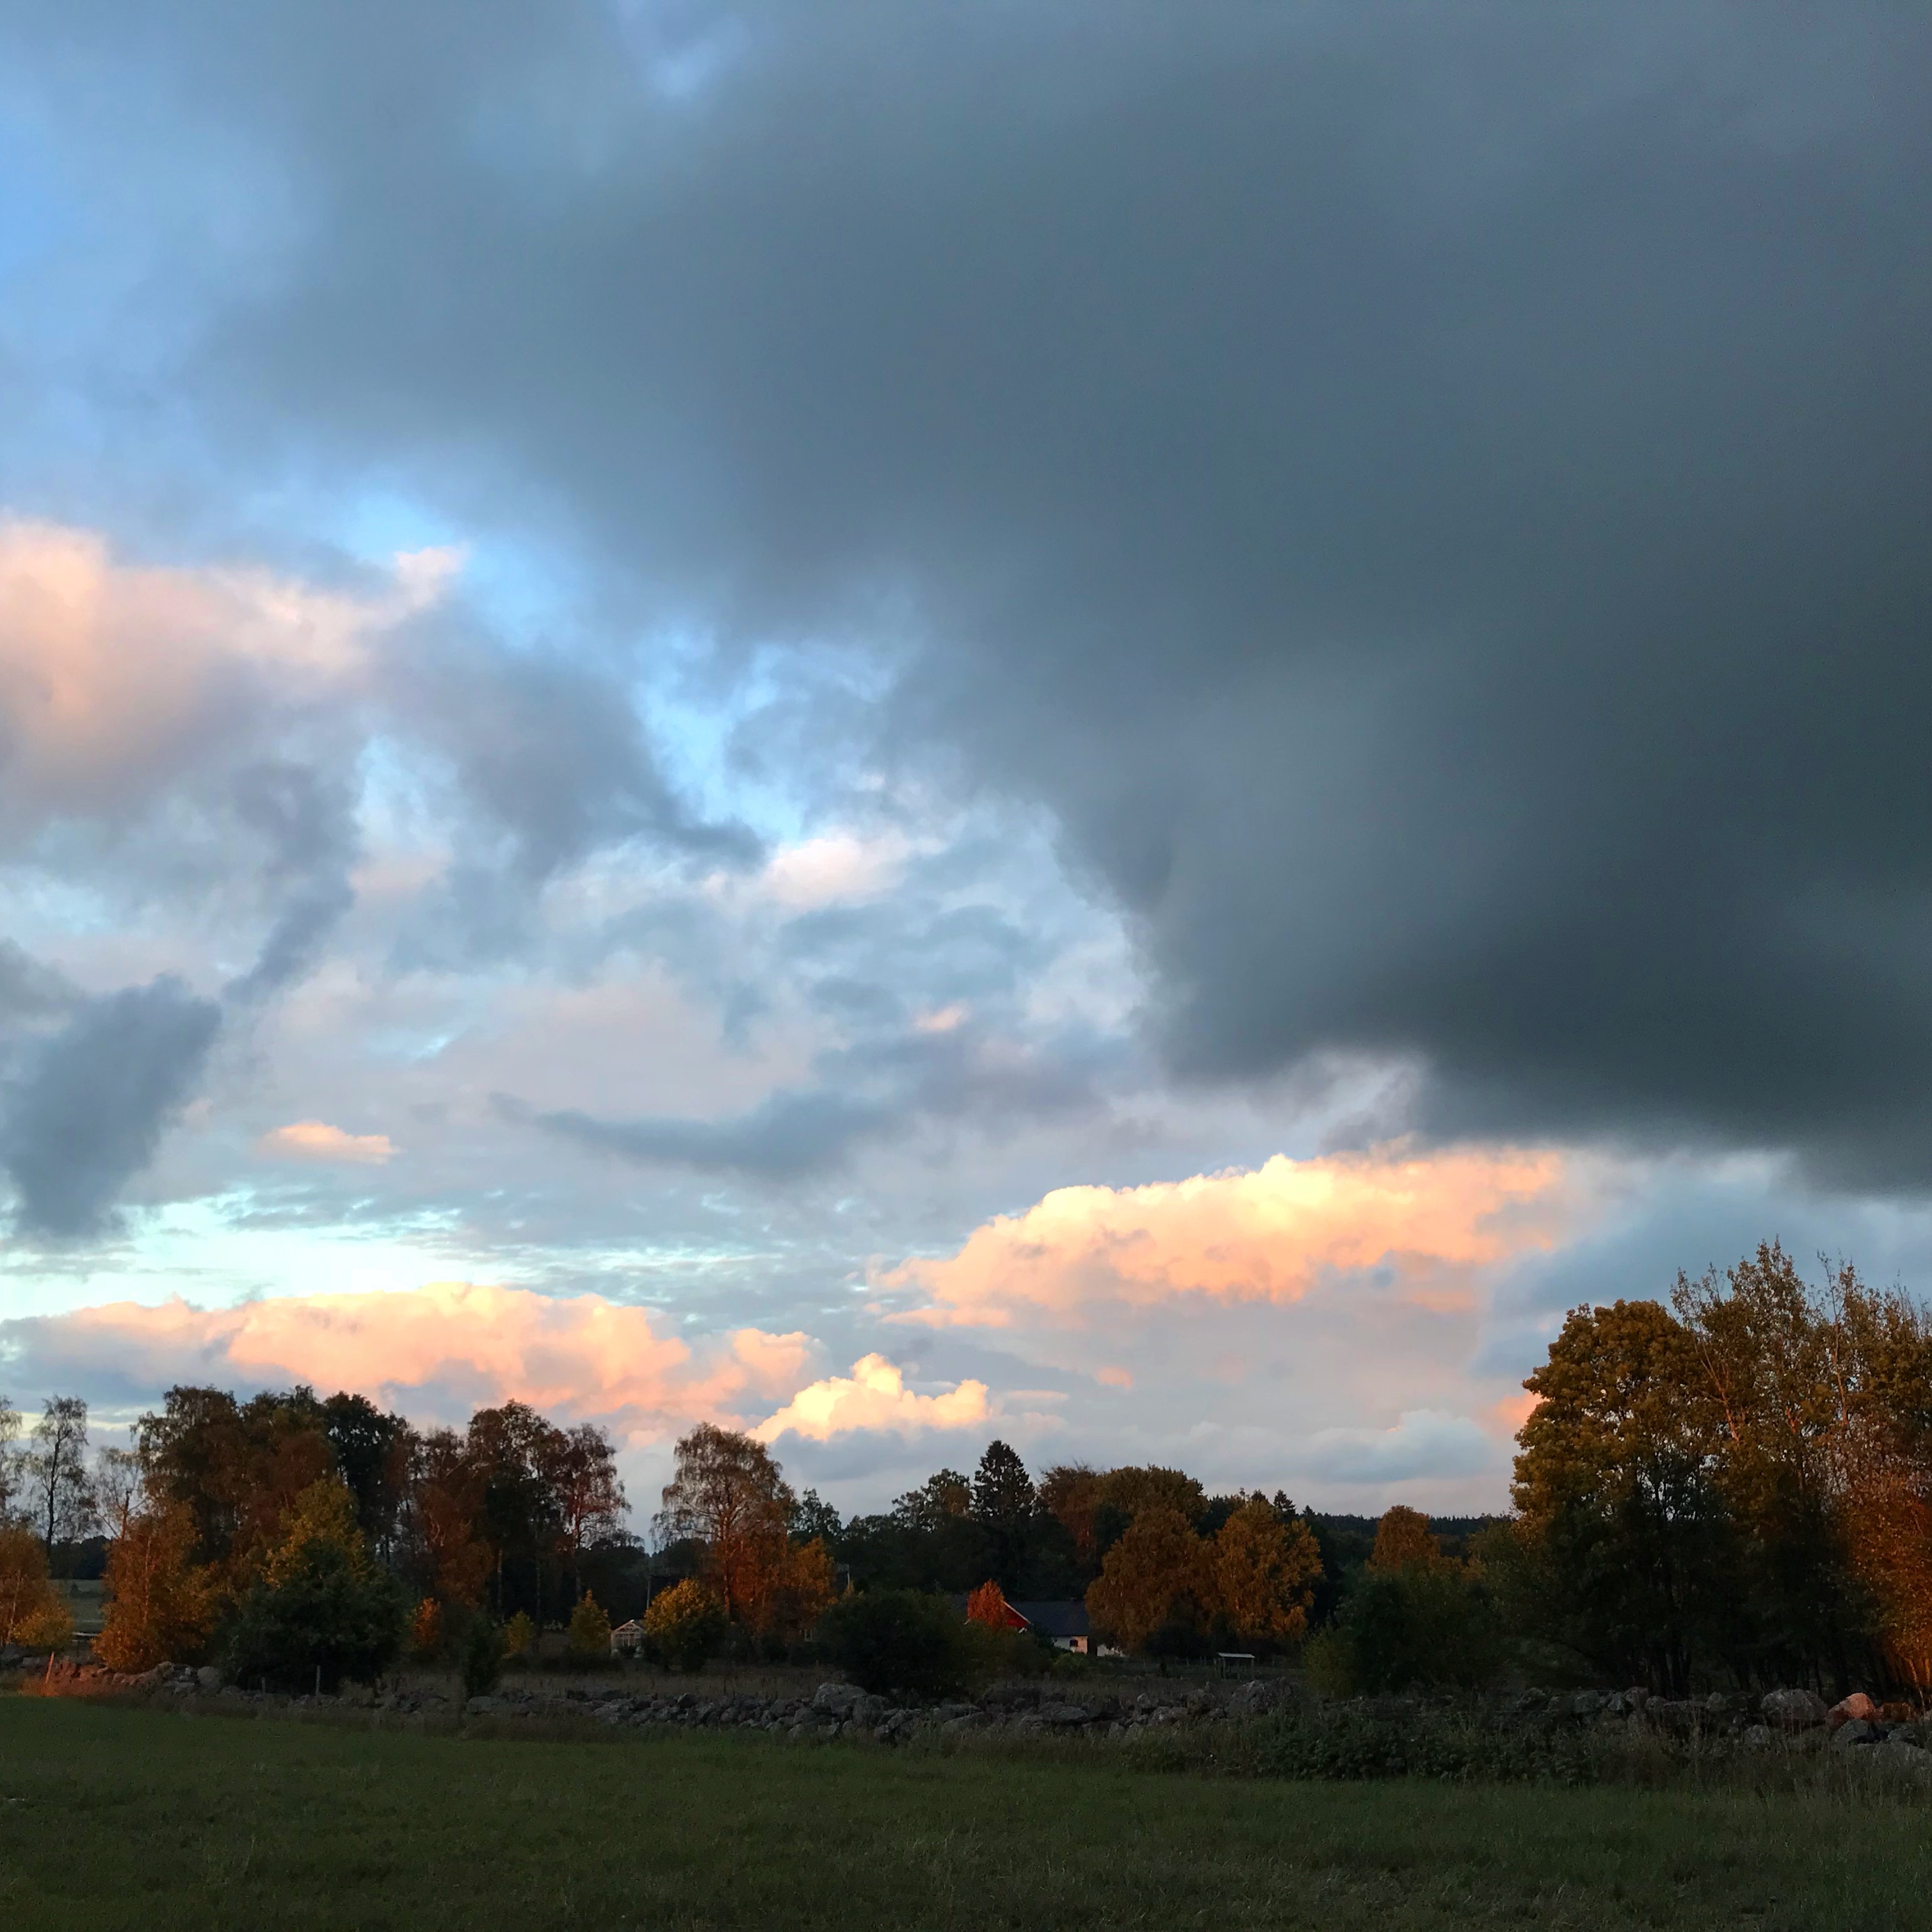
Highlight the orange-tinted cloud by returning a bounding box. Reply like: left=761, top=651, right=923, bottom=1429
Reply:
left=884, top=1144, right=1572, bottom=1328
left=7, top=1282, right=816, bottom=1443
left=257, top=1120, right=396, bottom=1164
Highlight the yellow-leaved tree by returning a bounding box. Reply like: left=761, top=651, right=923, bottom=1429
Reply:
left=95, top=1506, right=213, bottom=1671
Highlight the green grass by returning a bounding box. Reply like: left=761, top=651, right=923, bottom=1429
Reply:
left=3, top=1697, right=1929, bottom=1930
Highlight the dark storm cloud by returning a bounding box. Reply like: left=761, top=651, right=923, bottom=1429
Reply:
left=8, top=2, right=1932, bottom=1179
left=0, top=976, right=221, bottom=1236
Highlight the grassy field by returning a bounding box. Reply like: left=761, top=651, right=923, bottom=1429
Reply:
left=3, top=1696, right=1929, bottom=1931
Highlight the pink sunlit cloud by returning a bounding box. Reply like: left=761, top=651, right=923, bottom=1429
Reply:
left=0, top=1282, right=818, bottom=1444
left=883, top=1144, right=1577, bottom=1329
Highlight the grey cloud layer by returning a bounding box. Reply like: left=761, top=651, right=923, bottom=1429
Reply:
left=6, top=2, right=1932, bottom=1187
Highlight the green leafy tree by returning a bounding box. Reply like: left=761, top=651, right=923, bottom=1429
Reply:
left=226, top=1478, right=406, bottom=1691
left=1510, top=1297, right=1732, bottom=1693
left=817, top=1589, right=967, bottom=1697
left=643, top=1578, right=727, bottom=1671
left=1306, top=1565, right=1504, bottom=1694
left=970, top=1441, right=1037, bottom=1590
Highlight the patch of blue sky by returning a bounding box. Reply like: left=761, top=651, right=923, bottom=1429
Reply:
left=0, top=104, right=69, bottom=289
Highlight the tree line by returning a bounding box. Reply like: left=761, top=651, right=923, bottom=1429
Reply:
left=3, top=1239, right=1922, bottom=1698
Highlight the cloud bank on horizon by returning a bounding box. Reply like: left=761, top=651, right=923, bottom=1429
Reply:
left=1, top=1, right=1930, bottom=1510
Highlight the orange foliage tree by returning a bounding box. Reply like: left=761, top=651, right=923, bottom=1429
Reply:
left=965, top=1579, right=1012, bottom=1628
left=0, top=1524, right=70, bottom=1648
left=1214, top=1498, right=1322, bottom=1649
left=1368, top=1505, right=1447, bottom=1575
left=1084, top=1506, right=1218, bottom=1653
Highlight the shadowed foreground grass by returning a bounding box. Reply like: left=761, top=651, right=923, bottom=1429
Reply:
left=3, top=1698, right=1929, bottom=1930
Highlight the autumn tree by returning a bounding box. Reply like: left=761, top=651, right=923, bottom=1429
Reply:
left=95, top=1506, right=213, bottom=1671
left=657, top=1423, right=794, bottom=1624
left=757, top=1536, right=837, bottom=1641
left=1673, top=1243, right=1883, bottom=1690
left=966, top=1579, right=1013, bottom=1629
left=0, top=1523, right=70, bottom=1647
left=1084, top=1506, right=1218, bottom=1655
left=1368, top=1506, right=1446, bottom=1575
left=1214, top=1497, right=1322, bottom=1649
left=644, top=1578, right=728, bottom=1671
left=139, top=1385, right=334, bottom=1582
left=396, top=1427, right=492, bottom=1609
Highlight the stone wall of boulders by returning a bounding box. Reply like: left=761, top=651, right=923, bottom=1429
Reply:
left=6, top=1645, right=1926, bottom=1788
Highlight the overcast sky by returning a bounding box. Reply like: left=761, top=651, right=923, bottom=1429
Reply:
left=2, top=2, right=1929, bottom=1516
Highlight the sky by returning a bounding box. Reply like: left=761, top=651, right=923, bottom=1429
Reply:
left=1, top=1, right=1929, bottom=1520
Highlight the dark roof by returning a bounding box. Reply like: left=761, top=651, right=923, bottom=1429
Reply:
left=1009, top=1600, right=1090, bottom=1639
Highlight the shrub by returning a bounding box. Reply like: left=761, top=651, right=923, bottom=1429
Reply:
left=817, top=1589, right=967, bottom=1698
left=643, top=1579, right=727, bottom=1671
left=503, top=1610, right=537, bottom=1659
left=225, top=1479, right=407, bottom=1692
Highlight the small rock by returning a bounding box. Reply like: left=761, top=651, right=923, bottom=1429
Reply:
left=813, top=1681, right=863, bottom=1719
left=1831, top=1717, right=1881, bottom=1749
left=196, top=1665, right=222, bottom=1691
left=1572, top=1691, right=1604, bottom=1718
left=1039, top=1703, right=1091, bottom=1727
left=1829, top=1692, right=1880, bottom=1727
left=1742, top=1723, right=1773, bottom=1748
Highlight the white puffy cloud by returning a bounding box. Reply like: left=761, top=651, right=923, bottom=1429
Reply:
left=754, top=1353, right=991, bottom=1443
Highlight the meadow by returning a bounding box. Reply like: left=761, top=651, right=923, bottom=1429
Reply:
left=4, top=1695, right=1930, bottom=1931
